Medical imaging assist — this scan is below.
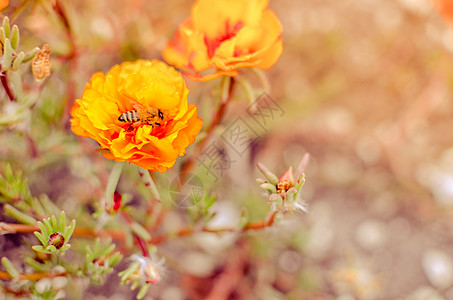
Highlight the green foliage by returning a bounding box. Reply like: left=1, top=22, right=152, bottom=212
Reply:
left=82, top=238, right=123, bottom=285
left=0, top=16, right=38, bottom=72
left=1, top=257, right=19, bottom=278
left=0, top=163, right=32, bottom=203
left=0, top=163, right=62, bottom=223
left=186, top=190, right=217, bottom=224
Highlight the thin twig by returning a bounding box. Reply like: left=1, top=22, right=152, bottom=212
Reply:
left=0, top=270, right=67, bottom=281
left=52, top=0, right=79, bottom=128
left=121, top=212, right=149, bottom=257
left=1, top=211, right=277, bottom=245
left=0, top=223, right=126, bottom=240
left=0, top=70, right=15, bottom=101
left=179, top=77, right=236, bottom=176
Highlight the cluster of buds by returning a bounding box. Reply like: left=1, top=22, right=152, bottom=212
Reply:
left=119, top=254, right=165, bottom=299
left=83, top=238, right=123, bottom=285
left=33, top=211, right=76, bottom=254
left=257, top=154, right=309, bottom=213
left=0, top=17, right=40, bottom=73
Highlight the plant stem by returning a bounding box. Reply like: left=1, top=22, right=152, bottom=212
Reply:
left=0, top=270, right=67, bottom=281
left=0, top=69, right=14, bottom=101
left=0, top=223, right=126, bottom=240
left=53, top=0, right=79, bottom=129
left=121, top=212, right=149, bottom=257
left=1, top=211, right=277, bottom=245
left=179, top=77, right=236, bottom=177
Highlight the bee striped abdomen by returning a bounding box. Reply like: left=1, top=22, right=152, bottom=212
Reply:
left=118, top=110, right=139, bottom=123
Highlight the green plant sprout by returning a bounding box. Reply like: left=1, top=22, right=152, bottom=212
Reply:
left=33, top=212, right=76, bottom=254
left=82, top=238, right=123, bottom=285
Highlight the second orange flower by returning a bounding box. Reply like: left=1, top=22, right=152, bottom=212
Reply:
left=163, top=0, right=283, bottom=81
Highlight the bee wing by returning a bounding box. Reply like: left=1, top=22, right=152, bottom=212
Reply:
left=121, top=94, right=145, bottom=110
left=131, top=102, right=146, bottom=111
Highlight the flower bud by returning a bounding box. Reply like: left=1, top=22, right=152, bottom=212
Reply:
left=48, top=232, right=65, bottom=249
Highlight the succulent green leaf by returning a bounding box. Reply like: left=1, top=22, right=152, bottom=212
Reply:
left=47, top=245, right=57, bottom=252
left=60, top=244, right=70, bottom=252
left=257, top=163, right=279, bottom=185
left=130, top=222, right=151, bottom=241
left=136, top=284, right=150, bottom=299
left=29, top=194, right=46, bottom=217
left=10, top=25, right=19, bottom=50
left=130, top=280, right=140, bottom=290
left=31, top=245, right=45, bottom=253
left=260, top=183, right=277, bottom=194
left=51, top=214, right=57, bottom=229
left=37, top=221, right=49, bottom=238
left=2, top=38, right=13, bottom=70
left=286, top=187, right=297, bottom=203
left=2, top=17, right=10, bottom=39
left=119, top=261, right=140, bottom=282
left=64, top=219, right=76, bottom=240
left=42, top=217, right=52, bottom=233
left=109, top=252, right=123, bottom=267
left=0, top=27, right=5, bottom=46
left=3, top=204, right=37, bottom=225
left=24, top=257, right=49, bottom=272
left=34, top=231, right=47, bottom=246
left=100, top=243, right=115, bottom=258
left=1, top=257, right=19, bottom=278
left=58, top=211, right=66, bottom=234
left=23, top=47, right=39, bottom=63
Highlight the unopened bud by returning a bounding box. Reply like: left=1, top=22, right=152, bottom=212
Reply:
left=113, top=191, right=122, bottom=211
left=48, top=232, right=65, bottom=249
left=32, top=44, right=51, bottom=80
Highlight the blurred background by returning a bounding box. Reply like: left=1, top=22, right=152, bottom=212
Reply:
left=3, top=0, right=453, bottom=299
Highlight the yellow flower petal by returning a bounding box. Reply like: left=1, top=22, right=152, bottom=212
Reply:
left=163, top=0, right=282, bottom=81
left=70, top=60, right=203, bottom=172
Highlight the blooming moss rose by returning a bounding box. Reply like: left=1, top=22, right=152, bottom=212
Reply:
left=162, top=0, right=283, bottom=81
left=70, top=60, right=203, bottom=172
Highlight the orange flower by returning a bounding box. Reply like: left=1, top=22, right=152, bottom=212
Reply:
left=162, top=0, right=283, bottom=81
left=433, top=0, right=453, bottom=24
left=70, top=60, right=203, bottom=172
left=0, top=0, right=8, bottom=10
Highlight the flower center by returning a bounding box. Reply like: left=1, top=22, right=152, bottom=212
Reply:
left=204, top=20, right=244, bottom=58
left=277, top=179, right=292, bottom=199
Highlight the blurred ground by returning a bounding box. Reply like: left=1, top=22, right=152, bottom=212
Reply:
left=4, top=0, right=453, bottom=299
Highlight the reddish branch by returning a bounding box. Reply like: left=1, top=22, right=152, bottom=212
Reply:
left=121, top=212, right=149, bottom=257
left=52, top=0, right=79, bottom=128
left=0, top=270, right=67, bottom=281
left=179, top=78, right=236, bottom=176
left=1, top=211, right=277, bottom=245
left=0, top=69, right=14, bottom=101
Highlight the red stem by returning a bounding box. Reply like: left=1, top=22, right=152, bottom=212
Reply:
left=1, top=70, right=14, bottom=101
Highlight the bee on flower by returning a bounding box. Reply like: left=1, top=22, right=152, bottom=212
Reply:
left=70, top=60, right=203, bottom=172
left=163, top=0, right=283, bottom=81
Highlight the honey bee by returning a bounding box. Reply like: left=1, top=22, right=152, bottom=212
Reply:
left=118, top=102, right=169, bottom=130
